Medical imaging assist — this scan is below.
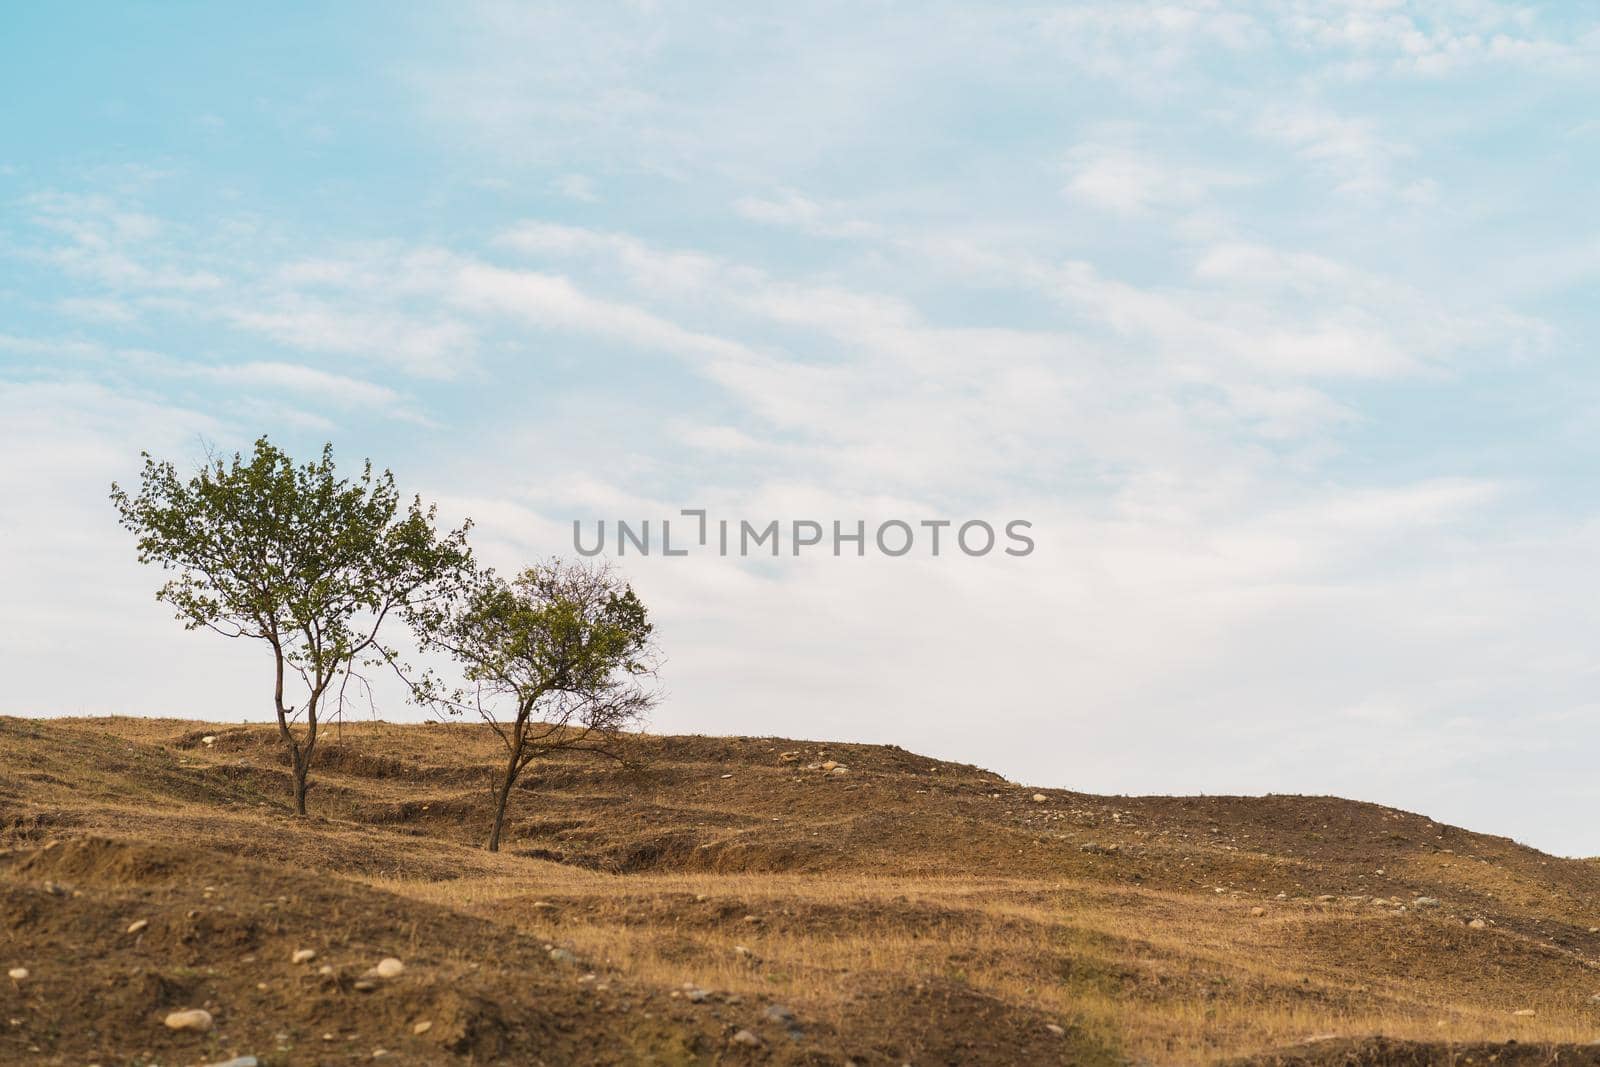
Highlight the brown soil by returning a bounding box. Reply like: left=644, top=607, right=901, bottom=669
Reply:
left=1, top=716, right=1598, bottom=1065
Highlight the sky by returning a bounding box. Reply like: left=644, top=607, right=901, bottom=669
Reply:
left=3, top=2, right=1600, bottom=854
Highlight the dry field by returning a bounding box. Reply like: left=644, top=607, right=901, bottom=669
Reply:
left=3, top=715, right=1600, bottom=1065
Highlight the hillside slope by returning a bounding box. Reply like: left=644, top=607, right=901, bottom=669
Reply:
left=2, top=716, right=1599, bottom=1065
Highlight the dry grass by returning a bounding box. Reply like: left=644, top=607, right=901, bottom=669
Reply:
left=4, top=715, right=1600, bottom=1065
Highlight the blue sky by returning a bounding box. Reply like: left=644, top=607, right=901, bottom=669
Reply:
left=4, top=3, right=1600, bottom=853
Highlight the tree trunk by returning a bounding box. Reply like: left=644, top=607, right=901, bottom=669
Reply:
left=487, top=744, right=521, bottom=852
left=290, top=744, right=310, bottom=816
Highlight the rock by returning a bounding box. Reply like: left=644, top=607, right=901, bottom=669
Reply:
left=353, top=979, right=377, bottom=992
left=126, top=919, right=149, bottom=935
left=7, top=967, right=28, bottom=981
left=732, top=1029, right=761, bottom=1047
left=318, top=965, right=334, bottom=976
left=201, top=735, right=217, bottom=746
left=549, top=948, right=577, bottom=964
left=164, top=1009, right=214, bottom=1033
left=530, top=901, right=558, bottom=911
left=1512, top=1008, right=1536, bottom=1017
left=1046, top=1023, right=1066, bottom=1037
left=830, top=766, right=850, bottom=776
left=1032, top=794, right=1048, bottom=804
left=370, top=957, right=404, bottom=979
left=685, top=987, right=712, bottom=1003
left=1413, top=897, right=1440, bottom=907
left=779, top=751, right=801, bottom=763
left=203, top=1058, right=258, bottom=1067
left=1250, top=907, right=1267, bottom=917
left=734, top=945, right=754, bottom=958
left=1468, top=918, right=1488, bottom=929
left=412, top=1020, right=433, bottom=1035
left=763, top=1004, right=795, bottom=1024
left=742, top=914, right=762, bottom=924
left=1316, top=895, right=1336, bottom=902
left=821, top=761, right=839, bottom=771
left=292, top=948, right=317, bottom=964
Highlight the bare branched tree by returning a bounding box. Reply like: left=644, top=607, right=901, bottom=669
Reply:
left=111, top=437, right=473, bottom=814
left=413, top=559, right=658, bottom=851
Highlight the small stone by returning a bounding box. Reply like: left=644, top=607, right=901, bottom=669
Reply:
left=742, top=914, right=762, bottom=924
left=202, top=1058, right=259, bottom=1067
left=1468, top=918, right=1488, bottom=929
left=778, top=751, right=800, bottom=763
left=371, top=957, right=404, bottom=978
left=733, top=945, right=753, bottom=957
left=549, top=948, right=577, bottom=964
left=720, top=773, right=733, bottom=779
left=830, top=766, right=850, bottom=775
left=292, top=948, right=317, bottom=964
left=530, top=901, right=558, bottom=911
left=1512, top=1008, right=1536, bottom=1017
left=763, top=1004, right=795, bottom=1024
left=126, top=919, right=149, bottom=935
left=1046, top=1023, right=1066, bottom=1036
left=1316, top=895, right=1336, bottom=902
left=1413, top=897, right=1440, bottom=907
left=1032, top=794, right=1048, bottom=804
left=164, top=1008, right=214, bottom=1032
left=201, top=735, right=217, bottom=746
left=372, top=1051, right=388, bottom=1059
left=1250, top=907, right=1267, bottom=917
left=732, top=1029, right=761, bottom=1047
left=319, top=965, right=334, bottom=975
left=685, top=987, right=711, bottom=1003
left=821, top=761, right=838, bottom=771
left=353, top=979, right=377, bottom=992
left=413, top=1020, right=433, bottom=1035
left=7, top=968, right=27, bottom=982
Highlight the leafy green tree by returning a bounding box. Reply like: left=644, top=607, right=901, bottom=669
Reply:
left=111, top=436, right=472, bottom=815
left=416, top=560, right=657, bottom=851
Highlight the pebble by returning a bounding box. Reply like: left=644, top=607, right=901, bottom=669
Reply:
left=202, top=1058, right=258, bottom=1067
left=1468, top=918, right=1488, bottom=929
left=164, top=1008, right=214, bottom=1033
left=126, top=919, right=149, bottom=935
left=201, top=736, right=217, bottom=746
left=292, top=948, right=317, bottom=964
left=1046, top=1023, right=1066, bottom=1036
left=830, top=766, right=850, bottom=775
left=732, top=1029, right=761, bottom=1047
left=763, top=1004, right=795, bottom=1024
left=413, top=1020, right=433, bottom=1035
left=1413, top=897, right=1440, bottom=907
left=821, top=761, right=839, bottom=771
left=1032, top=794, right=1048, bottom=804
left=353, top=979, right=377, bottom=992
left=549, top=948, right=577, bottom=964
left=1512, top=1008, right=1536, bottom=1017
left=371, top=957, right=405, bottom=978
left=7, top=968, right=27, bottom=981
left=1250, top=907, right=1267, bottom=917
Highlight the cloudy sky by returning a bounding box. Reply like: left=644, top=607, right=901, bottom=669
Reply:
left=4, top=2, right=1600, bottom=853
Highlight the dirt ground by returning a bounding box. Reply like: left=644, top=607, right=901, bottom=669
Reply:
left=2, top=716, right=1599, bottom=1065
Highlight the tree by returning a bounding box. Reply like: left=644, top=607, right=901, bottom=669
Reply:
left=111, top=437, right=472, bottom=815
left=415, top=560, right=657, bottom=852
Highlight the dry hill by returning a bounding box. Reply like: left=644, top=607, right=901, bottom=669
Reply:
left=3, top=716, right=1600, bottom=1066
